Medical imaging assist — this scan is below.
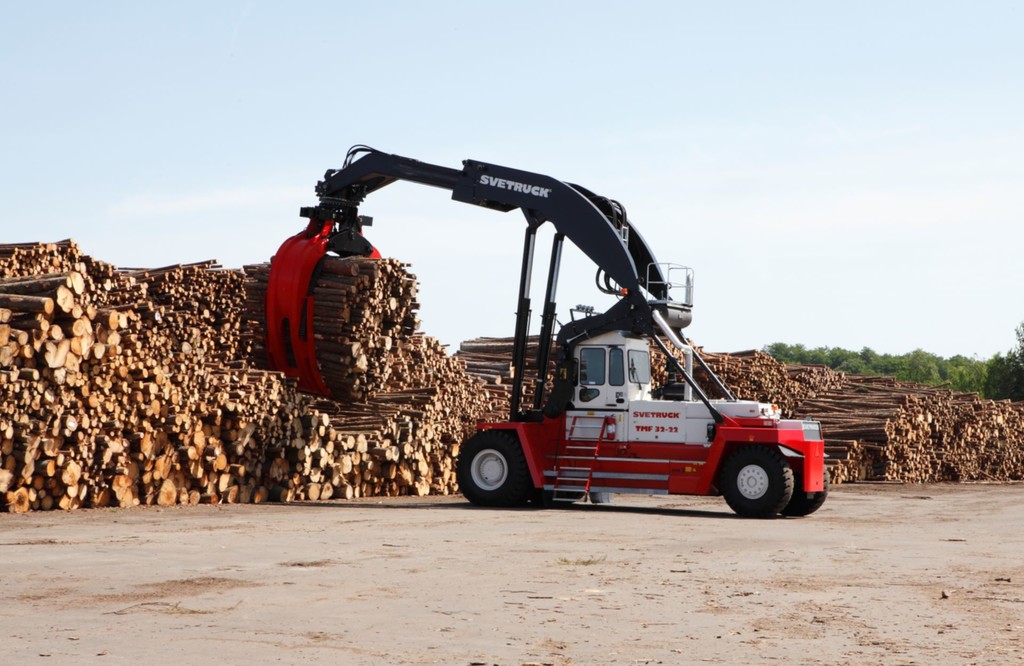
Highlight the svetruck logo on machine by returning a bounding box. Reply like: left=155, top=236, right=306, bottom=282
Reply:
left=632, top=410, right=681, bottom=419
left=479, top=175, right=552, bottom=198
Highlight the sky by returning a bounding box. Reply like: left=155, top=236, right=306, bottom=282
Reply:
left=2, top=1, right=1022, bottom=359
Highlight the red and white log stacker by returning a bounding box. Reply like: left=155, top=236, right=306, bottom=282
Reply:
left=264, top=146, right=828, bottom=518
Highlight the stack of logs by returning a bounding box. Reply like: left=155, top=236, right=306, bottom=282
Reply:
left=662, top=344, right=1024, bottom=485
left=791, top=376, right=1024, bottom=484
left=455, top=336, right=558, bottom=421
left=0, top=240, right=295, bottom=512
left=1, top=241, right=488, bottom=512
left=242, top=258, right=420, bottom=400
left=240, top=256, right=491, bottom=501
left=3, top=239, right=1022, bottom=513
left=256, top=331, right=491, bottom=503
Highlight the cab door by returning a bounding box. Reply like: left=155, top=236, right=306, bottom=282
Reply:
left=565, top=346, right=627, bottom=443
left=576, top=345, right=627, bottom=409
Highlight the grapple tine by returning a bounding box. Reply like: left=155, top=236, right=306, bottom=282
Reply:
left=265, top=220, right=333, bottom=396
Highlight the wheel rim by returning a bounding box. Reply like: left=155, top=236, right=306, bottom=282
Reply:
left=736, top=464, right=770, bottom=500
left=470, top=448, right=508, bottom=491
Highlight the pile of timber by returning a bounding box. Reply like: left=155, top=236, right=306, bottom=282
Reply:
left=259, top=332, right=491, bottom=502
left=126, top=261, right=248, bottom=363
left=793, top=376, right=1024, bottom=484
left=455, top=336, right=557, bottom=421
left=240, top=257, right=490, bottom=500
left=697, top=349, right=792, bottom=405
left=692, top=348, right=799, bottom=414
left=785, top=363, right=846, bottom=399
left=687, top=348, right=1024, bottom=485
left=0, top=240, right=303, bottom=511
left=242, top=258, right=419, bottom=400
left=1, top=241, right=487, bottom=512
left=652, top=344, right=841, bottom=415
left=3, top=238, right=1022, bottom=512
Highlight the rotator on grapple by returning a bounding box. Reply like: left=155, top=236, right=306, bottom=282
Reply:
left=261, top=145, right=829, bottom=518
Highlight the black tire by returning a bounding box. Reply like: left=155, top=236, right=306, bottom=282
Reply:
left=782, top=468, right=830, bottom=517
left=720, top=446, right=794, bottom=518
left=589, top=491, right=614, bottom=504
left=456, top=430, right=532, bottom=507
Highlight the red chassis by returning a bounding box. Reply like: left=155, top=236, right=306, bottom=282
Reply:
left=475, top=411, right=827, bottom=500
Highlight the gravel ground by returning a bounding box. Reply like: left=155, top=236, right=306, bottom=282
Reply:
left=2, top=483, right=1023, bottom=665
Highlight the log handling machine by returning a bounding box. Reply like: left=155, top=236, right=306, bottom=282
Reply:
left=265, top=145, right=828, bottom=518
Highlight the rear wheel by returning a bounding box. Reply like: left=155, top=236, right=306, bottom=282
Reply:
left=457, top=430, right=532, bottom=507
left=783, top=468, right=830, bottom=517
left=589, top=491, right=614, bottom=504
left=720, top=446, right=794, bottom=518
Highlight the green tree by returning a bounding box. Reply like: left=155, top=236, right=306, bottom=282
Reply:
left=903, top=349, right=942, bottom=384
left=946, top=355, right=987, bottom=394
left=763, top=342, right=803, bottom=364
left=985, top=322, right=1024, bottom=400
left=761, top=343, right=991, bottom=394
left=834, top=356, right=868, bottom=375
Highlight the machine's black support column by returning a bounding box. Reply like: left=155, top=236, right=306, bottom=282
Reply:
left=509, top=222, right=539, bottom=421
left=533, top=232, right=565, bottom=411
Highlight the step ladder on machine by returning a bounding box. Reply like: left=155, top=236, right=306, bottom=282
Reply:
left=551, top=416, right=611, bottom=502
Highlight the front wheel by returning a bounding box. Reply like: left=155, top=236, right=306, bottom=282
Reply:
left=782, top=468, right=830, bottom=517
left=720, top=446, right=794, bottom=518
left=456, top=430, right=532, bottom=507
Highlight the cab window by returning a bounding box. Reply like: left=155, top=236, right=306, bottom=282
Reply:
left=609, top=348, right=625, bottom=386
left=578, top=348, right=606, bottom=385
left=628, top=350, right=651, bottom=383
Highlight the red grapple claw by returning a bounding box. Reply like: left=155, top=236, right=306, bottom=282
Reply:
left=265, top=220, right=333, bottom=396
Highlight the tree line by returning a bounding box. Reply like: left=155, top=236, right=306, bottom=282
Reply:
left=763, top=322, right=1024, bottom=401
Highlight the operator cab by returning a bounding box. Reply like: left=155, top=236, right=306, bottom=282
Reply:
left=573, top=331, right=652, bottom=409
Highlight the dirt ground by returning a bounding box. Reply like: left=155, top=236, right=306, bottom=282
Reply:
left=2, top=484, right=1023, bottom=665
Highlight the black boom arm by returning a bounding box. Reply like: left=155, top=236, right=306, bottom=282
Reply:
left=311, top=146, right=669, bottom=300
left=303, top=146, right=678, bottom=419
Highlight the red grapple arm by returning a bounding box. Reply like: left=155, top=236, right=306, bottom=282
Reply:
left=265, top=220, right=332, bottom=395
left=265, top=220, right=378, bottom=395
